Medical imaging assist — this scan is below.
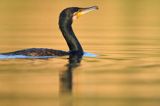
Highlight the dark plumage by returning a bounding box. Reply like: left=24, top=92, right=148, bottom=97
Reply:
left=0, top=6, right=98, bottom=56
left=1, top=48, right=68, bottom=56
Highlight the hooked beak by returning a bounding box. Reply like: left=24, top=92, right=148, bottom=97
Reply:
left=73, top=6, right=99, bottom=20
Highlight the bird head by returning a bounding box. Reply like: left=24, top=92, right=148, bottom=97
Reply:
left=59, top=6, right=98, bottom=26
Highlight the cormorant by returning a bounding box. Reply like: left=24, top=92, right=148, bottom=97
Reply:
left=1, top=6, right=98, bottom=56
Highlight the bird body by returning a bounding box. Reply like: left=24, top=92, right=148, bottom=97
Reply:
left=0, top=6, right=98, bottom=56
left=1, top=48, right=68, bottom=56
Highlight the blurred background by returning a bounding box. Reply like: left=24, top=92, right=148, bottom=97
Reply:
left=0, top=0, right=160, bottom=106
left=0, top=0, right=159, bottom=53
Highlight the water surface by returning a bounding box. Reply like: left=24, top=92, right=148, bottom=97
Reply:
left=0, top=0, right=160, bottom=106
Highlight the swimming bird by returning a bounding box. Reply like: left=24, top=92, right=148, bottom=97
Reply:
left=1, top=6, right=98, bottom=56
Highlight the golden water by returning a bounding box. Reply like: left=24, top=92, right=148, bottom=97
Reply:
left=0, top=0, right=160, bottom=106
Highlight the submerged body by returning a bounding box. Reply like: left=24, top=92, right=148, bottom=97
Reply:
left=1, top=6, right=98, bottom=56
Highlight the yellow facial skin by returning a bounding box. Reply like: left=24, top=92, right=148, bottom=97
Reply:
left=73, top=6, right=98, bottom=20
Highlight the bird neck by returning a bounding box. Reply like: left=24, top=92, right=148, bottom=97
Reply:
left=59, top=23, right=83, bottom=54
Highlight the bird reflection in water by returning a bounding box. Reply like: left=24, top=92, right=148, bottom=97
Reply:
left=59, top=54, right=82, bottom=106
left=59, top=54, right=82, bottom=94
